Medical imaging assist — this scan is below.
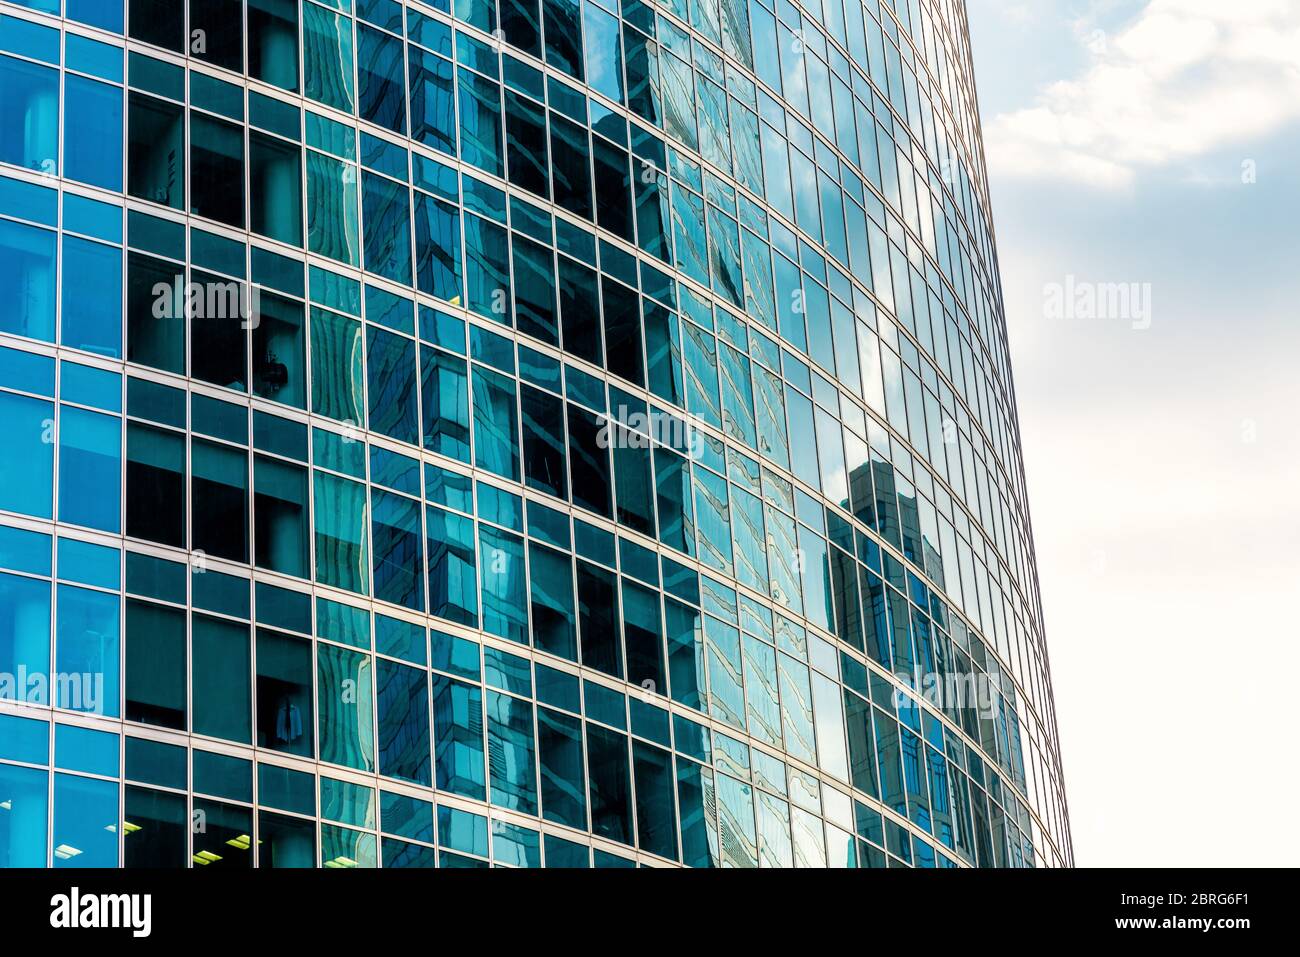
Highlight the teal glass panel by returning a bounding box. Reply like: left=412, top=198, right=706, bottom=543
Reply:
left=431, top=674, right=485, bottom=799
left=317, top=642, right=375, bottom=772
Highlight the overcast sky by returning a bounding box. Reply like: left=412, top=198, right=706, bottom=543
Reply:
left=967, top=0, right=1300, bottom=866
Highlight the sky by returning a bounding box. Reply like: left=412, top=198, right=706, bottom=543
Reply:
left=966, top=0, right=1300, bottom=866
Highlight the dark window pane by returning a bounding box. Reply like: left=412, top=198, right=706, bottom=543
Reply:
left=558, top=258, right=601, bottom=364
left=550, top=114, right=591, bottom=219
left=191, top=439, right=248, bottom=562
left=125, top=600, right=186, bottom=729
left=258, top=811, right=315, bottom=867
left=126, top=423, right=185, bottom=547
left=566, top=404, right=610, bottom=518
left=505, top=91, right=549, bottom=199
left=128, top=93, right=184, bottom=210
left=130, top=0, right=184, bottom=52
left=528, top=543, right=575, bottom=661
left=193, top=799, right=253, bottom=868
left=633, top=742, right=678, bottom=860
left=124, top=786, right=187, bottom=867
left=190, top=0, right=244, bottom=71
left=601, top=277, right=643, bottom=386
left=577, top=561, right=620, bottom=678
left=248, top=0, right=299, bottom=91
left=256, top=627, right=313, bottom=757
left=543, top=0, right=584, bottom=80
left=189, top=113, right=245, bottom=227
left=622, top=579, right=664, bottom=693
left=192, top=615, right=252, bottom=744
left=190, top=269, right=248, bottom=391
left=512, top=235, right=557, bottom=344
left=538, top=707, right=585, bottom=829
left=586, top=724, right=631, bottom=845
left=254, top=455, right=308, bottom=577
left=250, top=132, right=303, bottom=246
left=500, top=0, right=541, bottom=58
left=520, top=384, right=566, bottom=499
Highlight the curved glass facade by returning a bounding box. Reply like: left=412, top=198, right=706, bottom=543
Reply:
left=0, top=0, right=1070, bottom=868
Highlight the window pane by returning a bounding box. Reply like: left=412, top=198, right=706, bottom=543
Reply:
left=190, top=113, right=245, bottom=227
left=193, top=799, right=253, bottom=868
left=258, top=810, right=315, bottom=867
left=357, top=24, right=406, bottom=134
left=577, top=561, right=619, bottom=678
left=519, top=384, right=565, bottom=499
left=566, top=404, right=611, bottom=517
left=372, top=489, right=423, bottom=611
left=529, top=543, right=575, bottom=661
left=125, top=600, right=186, bottom=729
left=123, top=786, right=186, bottom=868
left=0, top=764, right=47, bottom=866
left=487, top=690, right=536, bottom=814
left=586, top=724, right=631, bottom=845
left=457, top=69, right=502, bottom=177
left=479, top=525, right=527, bottom=645
left=248, top=0, right=299, bottom=91
left=309, top=306, right=364, bottom=423
left=60, top=236, right=122, bottom=358
left=307, top=152, right=360, bottom=266
left=431, top=674, right=485, bottom=799
left=64, top=74, right=122, bottom=190
left=129, top=0, right=183, bottom=50
left=537, top=707, right=585, bottom=828
left=362, top=172, right=412, bottom=284
left=53, top=773, right=117, bottom=867
left=313, top=471, right=369, bottom=595
left=250, top=132, right=303, bottom=246
left=253, top=291, right=305, bottom=407
left=190, top=270, right=249, bottom=390
left=256, top=627, right=313, bottom=757
left=0, top=391, right=53, bottom=517
left=128, top=93, right=184, bottom=209
left=0, top=573, right=51, bottom=705
left=303, top=1, right=354, bottom=111
left=366, top=326, right=418, bottom=445
left=0, top=54, right=58, bottom=173
left=192, top=614, right=251, bottom=743
left=127, top=253, right=185, bottom=374
left=55, top=584, right=119, bottom=717
left=633, top=741, right=677, bottom=860
left=377, top=659, right=431, bottom=785
left=413, top=192, right=461, bottom=303
left=190, top=0, right=244, bottom=71
left=253, top=455, right=309, bottom=577
left=192, top=439, right=248, bottom=563
left=472, top=365, right=519, bottom=481
left=426, top=506, right=477, bottom=627
left=420, top=346, right=470, bottom=462
left=317, top=642, right=374, bottom=772
left=126, top=422, right=185, bottom=547
left=0, top=218, right=56, bottom=342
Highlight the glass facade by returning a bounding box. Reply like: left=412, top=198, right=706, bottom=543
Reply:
left=0, top=0, right=1071, bottom=869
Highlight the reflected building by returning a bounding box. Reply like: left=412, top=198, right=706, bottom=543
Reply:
left=0, top=0, right=1070, bottom=868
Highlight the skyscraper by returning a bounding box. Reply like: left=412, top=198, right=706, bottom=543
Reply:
left=0, top=0, right=1071, bottom=868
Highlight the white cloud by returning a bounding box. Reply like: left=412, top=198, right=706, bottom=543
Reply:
left=985, top=0, right=1300, bottom=187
